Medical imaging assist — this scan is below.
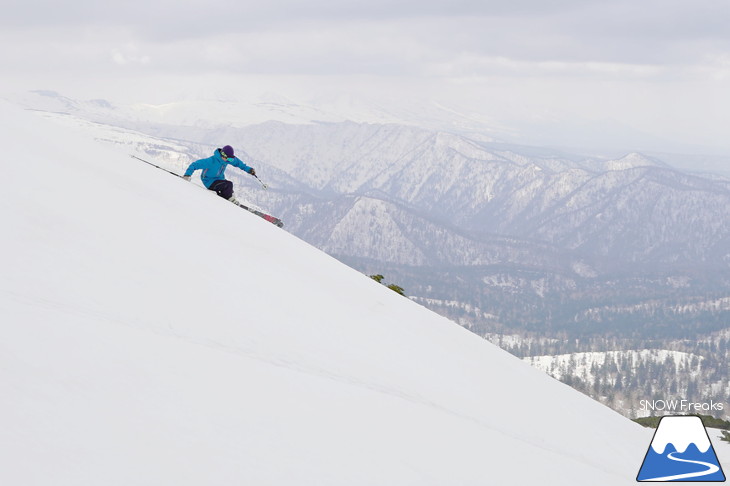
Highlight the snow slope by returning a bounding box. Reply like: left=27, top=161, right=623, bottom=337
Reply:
left=0, top=101, right=665, bottom=485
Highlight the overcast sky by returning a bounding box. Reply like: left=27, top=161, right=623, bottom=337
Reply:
left=3, top=0, right=730, bottom=156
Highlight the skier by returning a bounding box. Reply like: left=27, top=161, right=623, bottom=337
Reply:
left=182, top=145, right=256, bottom=203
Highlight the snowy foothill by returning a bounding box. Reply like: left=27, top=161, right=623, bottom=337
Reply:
left=0, top=99, right=706, bottom=485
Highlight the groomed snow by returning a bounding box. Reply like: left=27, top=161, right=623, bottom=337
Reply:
left=0, top=100, right=665, bottom=485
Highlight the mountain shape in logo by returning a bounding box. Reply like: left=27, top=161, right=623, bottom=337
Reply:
left=637, top=415, right=726, bottom=482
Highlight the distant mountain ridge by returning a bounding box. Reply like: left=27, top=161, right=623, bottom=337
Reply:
left=227, top=121, right=729, bottom=273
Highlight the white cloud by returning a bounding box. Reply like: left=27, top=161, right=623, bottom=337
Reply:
left=111, top=44, right=151, bottom=66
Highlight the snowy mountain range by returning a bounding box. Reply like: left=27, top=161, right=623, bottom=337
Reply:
left=0, top=97, right=686, bottom=485
left=9, top=90, right=730, bottom=417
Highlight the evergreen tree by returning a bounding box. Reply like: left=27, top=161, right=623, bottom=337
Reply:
left=369, top=274, right=407, bottom=297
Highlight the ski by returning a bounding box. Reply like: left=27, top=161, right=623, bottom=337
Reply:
left=232, top=201, right=284, bottom=228
left=130, top=155, right=284, bottom=228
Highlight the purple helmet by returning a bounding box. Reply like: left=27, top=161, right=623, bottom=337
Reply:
left=222, top=145, right=235, bottom=158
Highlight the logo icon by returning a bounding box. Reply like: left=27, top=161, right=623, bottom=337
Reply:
left=637, top=415, right=726, bottom=482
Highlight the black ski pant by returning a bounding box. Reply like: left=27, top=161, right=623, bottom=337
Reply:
left=208, top=179, right=234, bottom=200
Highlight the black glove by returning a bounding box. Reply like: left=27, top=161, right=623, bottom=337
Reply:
left=249, top=168, right=256, bottom=176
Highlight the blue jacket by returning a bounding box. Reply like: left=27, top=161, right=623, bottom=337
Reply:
left=184, top=149, right=253, bottom=188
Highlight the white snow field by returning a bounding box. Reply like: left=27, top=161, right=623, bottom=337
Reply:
left=0, top=100, right=686, bottom=485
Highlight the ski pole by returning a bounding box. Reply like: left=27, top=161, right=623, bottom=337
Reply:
left=253, top=173, right=269, bottom=190
left=130, top=155, right=182, bottom=178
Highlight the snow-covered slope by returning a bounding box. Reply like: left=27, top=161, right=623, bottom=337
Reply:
left=1, top=101, right=657, bottom=485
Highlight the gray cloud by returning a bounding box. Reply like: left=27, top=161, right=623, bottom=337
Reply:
left=5, top=0, right=728, bottom=68
left=3, top=0, right=595, bottom=28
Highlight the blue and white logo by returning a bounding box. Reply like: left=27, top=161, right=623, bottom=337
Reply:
left=637, top=415, right=726, bottom=482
